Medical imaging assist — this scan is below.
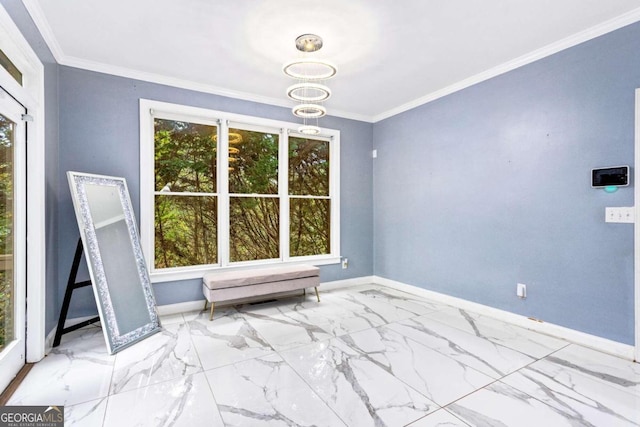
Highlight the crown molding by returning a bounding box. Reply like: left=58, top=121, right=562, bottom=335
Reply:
left=19, top=0, right=374, bottom=122
left=373, top=6, right=640, bottom=123
left=64, top=54, right=292, bottom=107
left=20, top=0, right=64, bottom=62
left=21, top=0, right=640, bottom=124
left=60, top=53, right=377, bottom=122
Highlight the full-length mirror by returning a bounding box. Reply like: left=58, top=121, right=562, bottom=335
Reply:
left=67, top=171, right=161, bottom=354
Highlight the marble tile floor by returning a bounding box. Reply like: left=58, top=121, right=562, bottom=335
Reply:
left=8, top=283, right=640, bottom=426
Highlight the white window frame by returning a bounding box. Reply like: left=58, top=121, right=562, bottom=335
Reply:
left=140, top=99, right=340, bottom=283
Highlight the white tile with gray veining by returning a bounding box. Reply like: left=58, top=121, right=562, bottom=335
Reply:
left=340, top=326, right=495, bottom=406
left=280, top=337, right=438, bottom=427
left=205, top=353, right=347, bottom=426
left=188, top=309, right=274, bottom=370
left=8, top=326, right=115, bottom=407
left=110, top=322, right=202, bottom=394
left=386, top=314, right=535, bottom=378
left=103, top=373, right=224, bottom=427
left=423, top=306, right=569, bottom=358
left=323, top=289, right=428, bottom=326
left=502, top=353, right=640, bottom=426
left=238, top=291, right=395, bottom=342
left=447, top=381, right=585, bottom=427
left=406, top=409, right=471, bottom=426
left=158, top=312, right=186, bottom=325
left=64, top=397, right=108, bottom=427
left=544, top=344, right=640, bottom=395
left=342, top=284, right=450, bottom=315
left=10, top=283, right=640, bottom=427
left=237, top=300, right=336, bottom=351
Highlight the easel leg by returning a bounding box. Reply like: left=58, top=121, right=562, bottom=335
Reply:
left=314, top=287, right=320, bottom=302
left=53, top=239, right=85, bottom=347
left=209, top=301, right=215, bottom=321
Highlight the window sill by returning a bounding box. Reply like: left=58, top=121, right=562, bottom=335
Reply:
left=149, top=256, right=342, bottom=283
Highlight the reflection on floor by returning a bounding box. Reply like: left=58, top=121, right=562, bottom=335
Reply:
left=8, top=283, right=640, bottom=426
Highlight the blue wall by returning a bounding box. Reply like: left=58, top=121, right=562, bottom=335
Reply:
left=57, top=67, right=374, bottom=318
left=374, top=22, right=640, bottom=344
left=0, top=0, right=60, bottom=334
left=5, top=0, right=640, bottom=344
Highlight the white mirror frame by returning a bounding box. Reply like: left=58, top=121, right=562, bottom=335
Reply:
left=67, top=171, right=161, bottom=354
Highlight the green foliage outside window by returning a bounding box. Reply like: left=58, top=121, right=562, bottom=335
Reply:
left=229, top=129, right=278, bottom=195
left=154, top=119, right=217, bottom=193
left=0, top=113, right=14, bottom=351
left=154, top=119, right=217, bottom=268
left=153, top=118, right=332, bottom=269
left=289, top=137, right=330, bottom=257
left=228, top=128, right=280, bottom=261
left=230, top=197, right=279, bottom=262
left=155, top=195, right=217, bottom=268
left=289, top=136, right=329, bottom=196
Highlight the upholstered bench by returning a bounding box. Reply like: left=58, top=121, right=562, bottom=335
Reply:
left=202, top=265, right=320, bottom=320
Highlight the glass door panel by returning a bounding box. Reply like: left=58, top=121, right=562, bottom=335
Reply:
left=0, top=86, right=25, bottom=393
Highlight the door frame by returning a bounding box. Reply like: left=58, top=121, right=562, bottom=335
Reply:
left=633, top=89, right=640, bottom=362
left=0, top=89, right=27, bottom=389
left=0, top=4, right=46, bottom=363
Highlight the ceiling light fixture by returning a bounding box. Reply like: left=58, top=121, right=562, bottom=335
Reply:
left=298, top=125, right=321, bottom=135
left=295, top=33, right=323, bottom=52
left=283, top=34, right=336, bottom=136
left=287, top=82, right=331, bottom=102
left=283, top=59, right=337, bottom=80
left=292, top=103, right=326, bottom=118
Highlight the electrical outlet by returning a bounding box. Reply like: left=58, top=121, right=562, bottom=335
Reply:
left=517, top=283, right=527, bottom=299
left=342, top=258, right=349, bottom=269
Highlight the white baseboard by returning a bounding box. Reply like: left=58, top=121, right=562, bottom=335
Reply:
left=157, top=300, right=206, bottom=316
left=44, top=315, right=102, bottom=354
left=373, top=275, right=635, bottom=361
left=56, top=273, right=633, bottom=361
left=44, top=327, right=56, bottom=355
left=319, top=275, right=375, bottom=291
left=156, top=275, right=375, bottom=316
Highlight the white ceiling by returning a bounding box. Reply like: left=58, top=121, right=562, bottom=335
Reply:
left=24, top=0, right=640, bottom=122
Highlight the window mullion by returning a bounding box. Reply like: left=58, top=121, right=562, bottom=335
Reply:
left=330, top=134, right=341, bottom=258
left=219, top=121, right=230, bottom=267
left=279, top=129, right=290, bottom=262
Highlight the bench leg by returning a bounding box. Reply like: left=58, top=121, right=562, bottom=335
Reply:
left=314, top=287, right=320, bottom=302
left=209, top=301, right=215, bottom=321
left=303, top=288, right=306, bottom=296
left=204, top=300, right=208, bottom=310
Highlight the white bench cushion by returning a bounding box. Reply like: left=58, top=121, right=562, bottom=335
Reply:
left=202, top=276, right=319, bottom=303
left=203, top=265, right=320, bottom=290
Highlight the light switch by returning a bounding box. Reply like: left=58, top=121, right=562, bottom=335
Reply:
left=605, top=207, right=635, bottom=223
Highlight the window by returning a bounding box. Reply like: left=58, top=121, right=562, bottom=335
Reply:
left=153, top=119, right=218, bottom=268
left=289, top=136, right=331, bottom=257
left=0, top=49, right=22, bottom=86
left=140, top=100, right=340, bottom=281
left=228, top=126, right=280, bottom=262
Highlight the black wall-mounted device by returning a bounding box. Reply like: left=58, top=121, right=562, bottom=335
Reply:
left=591, top=166, right=629, bottom=188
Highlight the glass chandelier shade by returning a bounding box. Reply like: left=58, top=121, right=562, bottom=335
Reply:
left=287, top=82, right=331, bottom=102
left=298, top=125, right=321, bottom=135
left=283, top=59, right=337, bottom=80
left=292, top=103, right=326, bottom=118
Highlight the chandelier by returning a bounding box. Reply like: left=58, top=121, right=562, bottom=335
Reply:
left=283, top=34, right=336, bottom=135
